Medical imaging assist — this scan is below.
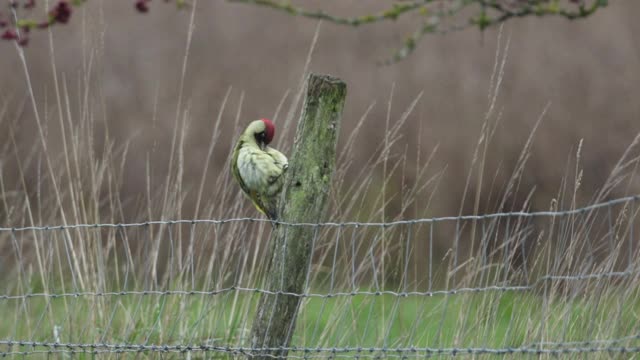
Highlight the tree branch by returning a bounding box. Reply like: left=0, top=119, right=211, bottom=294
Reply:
left=227, top=0, right=609, bottom=64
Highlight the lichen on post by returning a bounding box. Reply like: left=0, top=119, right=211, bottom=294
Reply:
left=249, top=73, right=347, bottom=359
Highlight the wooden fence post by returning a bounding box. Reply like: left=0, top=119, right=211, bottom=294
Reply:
left=249, top=73, right=347, bottom=359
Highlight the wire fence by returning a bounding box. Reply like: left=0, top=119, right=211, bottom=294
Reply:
left=1, top=194, right=637, bottom=231
left=1, top=195, right=640, bottom=358
left=3, top=339, right=640, bottom=358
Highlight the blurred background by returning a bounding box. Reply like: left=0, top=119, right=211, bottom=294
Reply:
left=2, top=2, right=640, bottom=352
left=0, top=0, right=639, bottom=223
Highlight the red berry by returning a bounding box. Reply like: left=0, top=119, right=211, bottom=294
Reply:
left=50, top=1, right=72, bottom=24
left=135, top=0, right=150, bottom=13
left=1, top=29, right=18, bottom=40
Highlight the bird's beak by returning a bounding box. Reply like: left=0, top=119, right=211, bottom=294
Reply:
left=259, top=141, right=266, bottom=151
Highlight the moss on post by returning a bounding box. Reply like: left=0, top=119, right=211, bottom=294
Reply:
left=249, top=73, right=347, bottom=358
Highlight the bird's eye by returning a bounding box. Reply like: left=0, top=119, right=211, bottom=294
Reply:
left=255, top=131, right=266, bottom=143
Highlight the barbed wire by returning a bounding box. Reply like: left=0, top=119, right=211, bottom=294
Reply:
left=2, top=339, right=640, bottom=358
left=0, top=195, right=637, bottom=232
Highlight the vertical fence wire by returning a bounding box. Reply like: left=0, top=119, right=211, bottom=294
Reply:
left=0, top=195, right=639, bottom=357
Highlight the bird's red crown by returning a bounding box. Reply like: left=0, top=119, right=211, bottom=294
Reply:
left=261, top=118, right=275, bottom=145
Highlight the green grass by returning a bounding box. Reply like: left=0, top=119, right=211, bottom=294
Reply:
left=3, top=288, right=640, bottom=355
left=2, top=11, right=640, bottom=360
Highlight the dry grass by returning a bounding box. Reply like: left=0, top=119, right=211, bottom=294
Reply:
left=1, top=4, right=640, bottom=359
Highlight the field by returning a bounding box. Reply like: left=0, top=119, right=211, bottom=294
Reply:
left=2, top=1, right=640, bottom=359
left=3, top=290, right=640, bottom=354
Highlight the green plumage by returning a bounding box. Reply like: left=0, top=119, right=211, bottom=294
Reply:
left=231, top=120, right=288, bottom=219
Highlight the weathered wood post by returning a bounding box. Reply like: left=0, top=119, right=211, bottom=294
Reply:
left=249, top=73, right=347, bottom=358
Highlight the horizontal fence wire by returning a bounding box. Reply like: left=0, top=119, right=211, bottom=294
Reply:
left=2, top=194, right=640, bottom=358
left=0, top=269, right=637, bottom=301
left=0, top=194, right=637, bottom=231
left=2, top=339, right=640, bottom=358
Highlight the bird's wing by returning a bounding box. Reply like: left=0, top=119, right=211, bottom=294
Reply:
left=237, top=147, right=285, bottom=191
left=265, top=147, right=288, bottom=172
left=237, top=146, right=287, bottom=219
left=231, top=140, right=252, bottom=198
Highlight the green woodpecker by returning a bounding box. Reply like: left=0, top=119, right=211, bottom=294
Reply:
left=231, top=119, right=288, bottom=220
